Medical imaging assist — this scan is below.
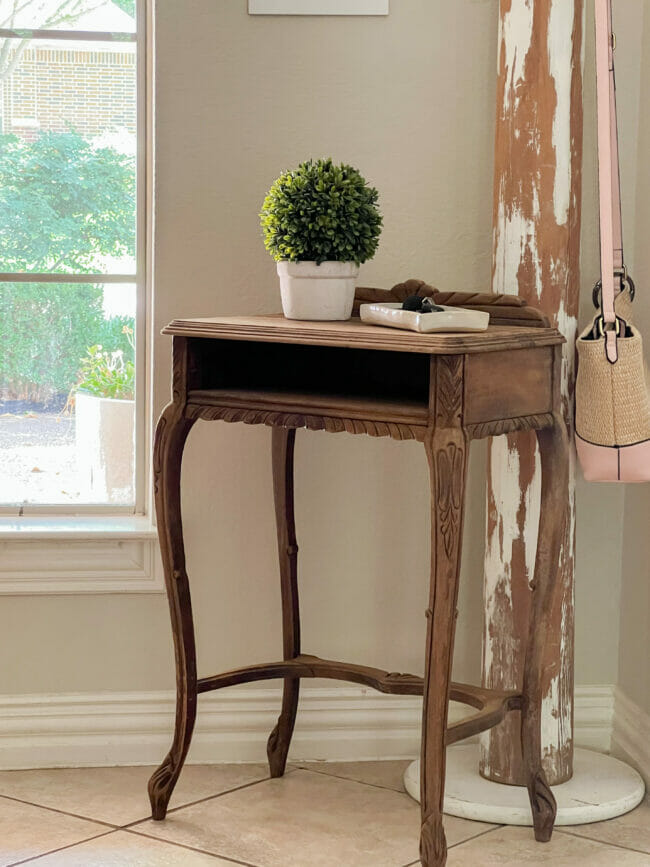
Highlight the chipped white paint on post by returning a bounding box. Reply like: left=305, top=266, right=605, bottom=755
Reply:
left=493, top=200, right=544, bottom=298
left=549, top=0, right=575, bottom=225
left=481, top=0, right=583, bottom=786
left=522, top=447, right=542, bottom=586
left=502, top=0, right=534, bottom=111
left=481, top=437, right=542, bottom=783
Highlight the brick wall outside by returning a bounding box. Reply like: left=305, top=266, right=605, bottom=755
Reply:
left=2, top=46, right=136, bottom=141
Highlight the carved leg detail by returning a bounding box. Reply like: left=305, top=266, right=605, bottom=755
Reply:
left=527, top=771, right=557, bottom=843
left=521, top=413, right=569, bottom=842
left=267, top=427, right=301, bottom=778
left=420, top=812, right=447, bottom=867
left=148, top=403, right=197, bottom=820
left=420, top=415, right=468, bottom=866
left=267, top=679, right=300, bottom=778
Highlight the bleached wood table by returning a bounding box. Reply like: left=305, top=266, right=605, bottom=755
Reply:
left=148, top=301, right=568, bottom=866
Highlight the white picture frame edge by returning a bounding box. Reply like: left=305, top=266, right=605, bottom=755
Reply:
left=249, top=0, right=388, bottom=16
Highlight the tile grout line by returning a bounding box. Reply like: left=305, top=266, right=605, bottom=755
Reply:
left=0, top=793, right=118, bottom=830
left=293, top=765, right=416, bottom=792
left=556, top=827, right=650, bottom=857
left=7, top=830, right=116, bottom=867
left=294, top=763, right=411, bottom=794
left=119, top=764, right=298, bottom=830
left=447, top=824, right=503, bottom=850
left=123, top=828, right=261, bottom=866
left=0, top=770, right=281, bottom=846
left=399, top=823, right=504, bottom=865
left=121, top=774, right=275, bottom=829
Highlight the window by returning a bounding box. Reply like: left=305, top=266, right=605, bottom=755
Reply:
left=0, top=0, right=147, bottom=515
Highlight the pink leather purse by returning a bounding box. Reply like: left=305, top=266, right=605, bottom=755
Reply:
left=575, top=0, right=650, bottom=482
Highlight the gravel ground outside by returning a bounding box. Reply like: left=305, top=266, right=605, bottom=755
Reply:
left=0, top=412, right=81, bottom=505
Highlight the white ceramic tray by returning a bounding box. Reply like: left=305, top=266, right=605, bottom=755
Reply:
left=359, top=302, right=489, bottom=333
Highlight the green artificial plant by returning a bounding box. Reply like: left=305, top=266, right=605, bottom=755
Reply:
left=260, top=158, right=382, bottom=265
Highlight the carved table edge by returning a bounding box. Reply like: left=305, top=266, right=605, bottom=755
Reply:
left=465, top=412, right=556, bottom=440
left=184, top=402, right=428, bottom=442
left=183, top=402, right=557, bottom=443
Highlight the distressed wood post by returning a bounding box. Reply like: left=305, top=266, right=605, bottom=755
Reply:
left=480, top=0, right=584, bottom=786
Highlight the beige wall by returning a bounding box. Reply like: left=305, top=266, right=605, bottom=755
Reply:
left=0, top=2, right=645, bottom=729
left=618, top=2, right=650, bottom=716
left=152, top=0, right=499, bottom=688
left=151, top=0, right=632, bottom=693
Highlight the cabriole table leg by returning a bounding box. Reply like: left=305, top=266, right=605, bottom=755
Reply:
left=420, top=423, right=469, bottom=867
left=148, top=404, right=197, bottom=820
left=267, top=427, right=301, bottom=778
left=521, top=412, right=569, bottom=841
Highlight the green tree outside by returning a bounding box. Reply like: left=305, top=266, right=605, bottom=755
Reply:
left=111, top=0, right=135, bottom=16
left=0, top=130, right=136, bottom=402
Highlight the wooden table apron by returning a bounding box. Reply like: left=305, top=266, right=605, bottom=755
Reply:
left=148, top=316, right=568, bottom=867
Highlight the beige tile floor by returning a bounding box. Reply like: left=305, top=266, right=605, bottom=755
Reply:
left=0, top=760, right=647, bottom=866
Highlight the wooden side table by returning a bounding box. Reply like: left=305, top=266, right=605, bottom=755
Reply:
left=149, top=300, right=568, bottom=867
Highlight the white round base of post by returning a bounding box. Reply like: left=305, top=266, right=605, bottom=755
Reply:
left=404, top=745, right=645, bottom=825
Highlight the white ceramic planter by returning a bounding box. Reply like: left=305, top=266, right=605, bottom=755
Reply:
left=277, top=260, right=359, bottom=320
left=75, top=392, right=135, bottom=504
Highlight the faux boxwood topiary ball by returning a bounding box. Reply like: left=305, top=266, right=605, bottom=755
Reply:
left=260, top=158, right=382, bottom=266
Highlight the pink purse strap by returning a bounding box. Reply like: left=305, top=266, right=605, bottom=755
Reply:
left=595, top=0, right=625, bottom=360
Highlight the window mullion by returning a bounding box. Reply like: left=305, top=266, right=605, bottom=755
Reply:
left=0, top=274, right=137, bottom=283
left=0, top=29, right=135, bottom=43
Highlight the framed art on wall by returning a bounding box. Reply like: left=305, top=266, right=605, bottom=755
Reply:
left=249, top=0, right=389, bottom=15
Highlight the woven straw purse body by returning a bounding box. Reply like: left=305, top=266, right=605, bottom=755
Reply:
left=575, top=0, right=650, bottom=482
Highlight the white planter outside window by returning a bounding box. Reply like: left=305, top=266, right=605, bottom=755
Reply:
left=75, top=392, right=135, bottom=504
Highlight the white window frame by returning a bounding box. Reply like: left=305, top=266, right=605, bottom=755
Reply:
left=0, top=0, right=162, bottom=594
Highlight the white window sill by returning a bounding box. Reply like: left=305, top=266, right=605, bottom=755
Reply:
left=0, top=516, right=163, bottom=595
left=0, top=515, right=157, bottom=540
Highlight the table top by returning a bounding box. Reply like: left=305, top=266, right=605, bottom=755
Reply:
left=163, top=314, right=564, bottom=355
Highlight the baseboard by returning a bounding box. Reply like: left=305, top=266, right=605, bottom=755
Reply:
left=574, top=685, right=615, bottom=752
left=611, top=687, right=650, bottom=789
left=0, top=684, right=615, bottom=771
left=0, top=687, right=422, bottom=770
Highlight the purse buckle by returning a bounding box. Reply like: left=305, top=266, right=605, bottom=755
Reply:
left=592, top=268, right=636, bottom=309
left=596, top=315, right=622, bottom=337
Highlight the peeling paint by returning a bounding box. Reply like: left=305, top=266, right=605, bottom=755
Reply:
left=541, top=674, right=561, bottom=758
left=482, top=0, right=583, bottom=787
left=522, top=446, right=542, bottom=588
left=555, top=297, right=579, bottom=410
left=502, top=0, right=535, bottom=112
left=493, top=198, right=543, bottom=295
left=548, top=0, right=574, bottom=224
left=482, top=438, right=520, bottom=679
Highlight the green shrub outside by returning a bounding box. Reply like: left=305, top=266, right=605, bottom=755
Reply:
left=0, top=130, right=136, bottom=402
left=98, top=315, right=136, bottom=360
left=0, top=283, right=134, bottom=402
